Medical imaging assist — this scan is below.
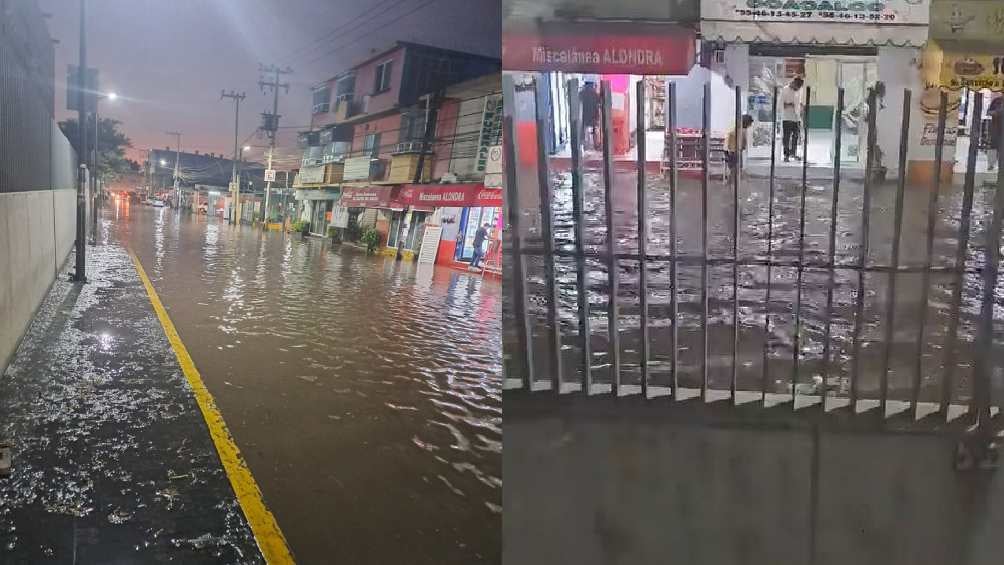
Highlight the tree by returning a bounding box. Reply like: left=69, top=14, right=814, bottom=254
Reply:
left=58, top=117, right=133, bottom=182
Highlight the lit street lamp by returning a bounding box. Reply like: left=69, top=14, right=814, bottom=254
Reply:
left=90, top=90, right=118, bottom=245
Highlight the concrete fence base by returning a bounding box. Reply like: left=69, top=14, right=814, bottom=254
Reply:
left=0, top=188, right=76, bottom=374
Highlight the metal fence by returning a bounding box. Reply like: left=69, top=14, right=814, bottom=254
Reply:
left=502, top=74, right=1004, bottom=446
left=0, top=0, right=75, bottom=193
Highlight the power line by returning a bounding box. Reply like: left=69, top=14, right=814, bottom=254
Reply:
left=304, top=0, right=441, bottom=65
left=277, top=0, right=413, bottom=65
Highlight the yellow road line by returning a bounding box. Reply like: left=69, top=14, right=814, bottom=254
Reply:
left=129, top=251, right=295, bottom=564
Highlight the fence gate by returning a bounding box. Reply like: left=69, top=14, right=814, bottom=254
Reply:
left=502, top=74, right=1004, bottom=468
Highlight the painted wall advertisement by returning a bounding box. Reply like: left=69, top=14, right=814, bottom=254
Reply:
left=475, top=96, right=503, bottom=173
left=930, top=0, right=1004, bottom=43
left=701, top=0, right=931, bottom=24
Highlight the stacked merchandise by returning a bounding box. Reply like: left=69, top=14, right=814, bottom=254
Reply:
left=661, top=127, right=726, bottom=178
left=644, top=77, right=666, bottom=130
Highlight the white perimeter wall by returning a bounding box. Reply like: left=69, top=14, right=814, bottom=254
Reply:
left=0, top=188, right=76, bottom=374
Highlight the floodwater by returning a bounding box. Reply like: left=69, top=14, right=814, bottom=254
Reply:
left=508, top=163, right=1004, bottom=407
left=106, top=202, right=501, bottom=564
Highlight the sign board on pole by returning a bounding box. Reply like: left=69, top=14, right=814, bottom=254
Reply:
left=264, top=169, right=276, bottom=182
left=67, top=66, right=99, bottom=112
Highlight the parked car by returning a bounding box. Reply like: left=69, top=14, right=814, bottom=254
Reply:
left=151, top=199, right=165, bottom=207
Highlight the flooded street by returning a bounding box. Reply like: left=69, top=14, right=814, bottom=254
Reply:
left=107, top=203, right=501, bottom=564
left=509, top=164, right=1004, bottom=407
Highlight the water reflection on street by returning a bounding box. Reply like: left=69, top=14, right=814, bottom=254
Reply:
left=108, top=203, right=501, bottom=564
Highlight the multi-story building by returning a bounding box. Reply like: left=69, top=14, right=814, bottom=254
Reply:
left=294, top=42, right=501, bottom=266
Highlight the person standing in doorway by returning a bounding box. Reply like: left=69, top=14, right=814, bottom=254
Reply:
left=579, top=81, right=601, bottom=151
left=470, top=223, right=490, bottom=270
left=781, top=77, right=804, bottom=162
left=988, top=92, right=1002, bottom=173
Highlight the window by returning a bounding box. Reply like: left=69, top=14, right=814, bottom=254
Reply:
left=363, top=133, right=381, bottom=157
left=312, top=87, right=330, bottom=114
left=373, top=61, right=393, bottom=94
left=400, top=110, right=427, bottom=143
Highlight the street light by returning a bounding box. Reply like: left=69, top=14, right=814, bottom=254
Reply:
left=90, top=89, right=119, bottom=245
left=160, top=159, right=167, bottom=166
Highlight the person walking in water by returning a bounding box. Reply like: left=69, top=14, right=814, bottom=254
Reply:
left=780, top=77, right=804, bottom=162
left=470, top=223, right=490, bottom=270
left=726, top=114, right=755, bottom=181
left=579, top=81, right=601, bottom=151
left=988, top=92, right=1002, bottom=173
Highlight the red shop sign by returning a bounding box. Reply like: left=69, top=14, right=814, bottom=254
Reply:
left=398, top=184, right=502, bottom=208
left=503, top=21, right=696, bottom=75
left=339, top=186, right=396, bottom=208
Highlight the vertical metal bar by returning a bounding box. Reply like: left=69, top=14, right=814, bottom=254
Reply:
left=972, top=112, right=1004, bottom=431
left=911, top=92, right=947, bottom=419
left=601, top=80, right=621, bottom=395
left=849, top=87, right=879, bottom=411
left=567, top=78, right=592, bottom=394
left=880, top=89, right=912, bottom=417
left=913, top=92, right=947, bottom=420
left=731, top=85, right=741, bottom=404
left=533, top=77, right=563, bottom=394
left=943, top=92, right=983, bottom=419
left=502, top=75, right=534, bottom=389
left=637, top=80, right=650, bottom=398
left=701, top=82, right=711, bottom=401
left=822, top=88, right=845, bottom=413
left=792, top=86, right=811, bottom=407
left=762, top=86, right=779, bottom=405
left=668, top=82, right=680, bottom=398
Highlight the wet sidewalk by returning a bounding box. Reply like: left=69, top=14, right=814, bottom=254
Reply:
left=0, top=242, right=264, bottom=563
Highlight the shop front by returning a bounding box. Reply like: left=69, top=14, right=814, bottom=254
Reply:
left=700, top=0, right=932, bottom=178
left=294, top=188, right=341, bottom=236
left=503, top=18, right=698, bottom=172
left=925, top=0, right=1004, bottom=177
left=339, top=185, right=398, bottom=247
left=391, top=183, right=503, bottom=269
left=293, top=163, right=340, bottom=235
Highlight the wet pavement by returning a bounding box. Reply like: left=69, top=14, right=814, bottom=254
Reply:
left=507, top=163, right=1004, bottom=407
left=0, top=243, right=262, bottom=563
left=108, top=203, right=501, bottom=563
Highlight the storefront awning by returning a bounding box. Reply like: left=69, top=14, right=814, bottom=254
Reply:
left=932, top=40, right=1004, bottom=92
left=340, top=186, right=396, bottom=208
left=700, top=20, right=929, bottom=47
left=503, top=21, right=697, bottom=75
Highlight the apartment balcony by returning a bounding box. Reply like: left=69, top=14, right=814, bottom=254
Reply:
left=332, top=95, right=366, bottom=123
left=388, top=143, right=434, bottom=184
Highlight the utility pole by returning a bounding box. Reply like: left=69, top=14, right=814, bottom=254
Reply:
left=166, top=131, right=181, bottom=209
left=258, top=63, right=292, bottom=227
left=73, top=0, right=88, bottom=282
left=90, top=98, right=100, bottom=245
left=221, top=90, right=246, bottom=225
left=394, top=92, right=440, bottom=260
